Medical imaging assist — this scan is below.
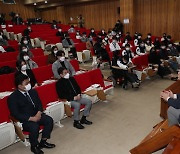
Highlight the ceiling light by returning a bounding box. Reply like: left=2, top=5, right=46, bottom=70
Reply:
left=34, top=3, right=37, bottom=5
left=45, top=1, right=47, bottom=3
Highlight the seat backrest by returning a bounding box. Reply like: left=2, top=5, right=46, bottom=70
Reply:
left=30, top=48, right=44, bottom=57
left=0, top=52, right=18, bottom=62
left=0, top=73, right=15, bottom=92
left=35, top=82, right=58, bottom=109
left=32, top=55, right=48, bottom=67
left=70, top=59, right=80, bottom=72
left=75, top=43, right=87, bottom=52
left=32, top=65, right=53, bottom=84
left=87, top=69, right=105, bottom=88
left=0, top=97, right=10, bottom=123
left=74, top=72, right=92, bottom=91
left=0, top=60, right=16, bottom=69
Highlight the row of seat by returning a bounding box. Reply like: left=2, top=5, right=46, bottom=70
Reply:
left=0, top=68, right=113, bottom=150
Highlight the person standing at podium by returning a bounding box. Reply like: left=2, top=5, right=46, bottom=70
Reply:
left=160, top=72, right=180, bottom=126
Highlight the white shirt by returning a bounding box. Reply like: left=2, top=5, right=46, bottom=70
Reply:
left=109, top=42, right=121, bottom=52
left=0, top=46, right=6, bottom=53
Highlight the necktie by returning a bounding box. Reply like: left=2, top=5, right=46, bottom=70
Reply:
left=24, top=92, right=35, bottom=107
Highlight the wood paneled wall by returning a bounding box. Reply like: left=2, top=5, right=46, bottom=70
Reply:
left=0, top=0, right=36, bottom=20
left=134, top=0, right=180, bottom=40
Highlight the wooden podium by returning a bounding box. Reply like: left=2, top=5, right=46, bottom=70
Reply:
left=130, top=120, right=180, bottom=154
left=160, top=80, right=180, bottom=119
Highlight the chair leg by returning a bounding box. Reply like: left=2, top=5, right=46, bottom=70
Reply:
left=55, top=121, right=64, bottom=128
left=22, top=138, right=30, bottom=147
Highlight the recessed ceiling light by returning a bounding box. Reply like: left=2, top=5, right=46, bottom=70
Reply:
left=34, top=3, right=37, bottom=5
left=45, top=1, right=47, bottom=3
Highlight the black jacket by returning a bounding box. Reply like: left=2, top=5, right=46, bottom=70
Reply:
left=7, top=89, right=43, bottom=123
left=15, top=70, right=37, bottom=87
left=56, top=77, right=81, bottom=101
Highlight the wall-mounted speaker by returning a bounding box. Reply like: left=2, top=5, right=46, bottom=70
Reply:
left=3, top=0, right=15, bottom=4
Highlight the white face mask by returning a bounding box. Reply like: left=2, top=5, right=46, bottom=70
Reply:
left=54, top=50, right=58, bottom=55
left=23, top=40, right=28, bottom=44
left=138, top=36, right=141, bottom=39
left=91, top=30, right=94, bottom=33
left=21, top=65, right=27, bottom=71
left=116, top=35, right=120, bottom=38
left=161, top=46, right=166, bottom=49
left=59, top=56, right=65, bottom=62
left=58, top=29, right=62, bottom=32
left=105, top=37, right=108, bottom=40
left=25, top=83, right=31, bottom=91
left=22, top=48, right=28, bottom=52
left=102, top=30, right=105, bottom=33
left=64, top=73, right=70, bottom=79
left=126, top=48, right=130, bottom=51
left=23, top=56, right=29, bottom=61
left=0, top=35, right=2, bottom=39
left=147, top=35, right=151, bottom=38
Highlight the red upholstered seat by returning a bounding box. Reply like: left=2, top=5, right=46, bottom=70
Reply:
left=75, top=43, right=87, bottom=52
left=74, top=72, right=92, bottom=92
left=0, top=52, right=18, bottom=62
left=0, top=73, right=15, bottom=92
left=32, top=65, right=53, bottom=84
left=35, top=82, right=58, bottom=109
left=70, top=59, right=80, bottom=72
left=0, top=97, right=10, bottom=123
left=0, top=60, right=16, bottom=69
left=132, top=54, right=149, bottom=71
left=32, top=55, right=48, bottom=67
left=30, top=48, right=44, bottom=57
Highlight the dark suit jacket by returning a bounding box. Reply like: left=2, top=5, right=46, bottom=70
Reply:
left=56, top=77, right=81, bottom=101
left=8, top=89, right=43, bottom=123
left=15, top=70, right=37, bottom=87
left=168, top=94, right=180, bottom=109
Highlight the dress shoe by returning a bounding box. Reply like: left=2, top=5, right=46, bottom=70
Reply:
left=39, top=140, right=56, bottom=149
left=73, top=121, right=85, bottom=129
left=31, top=145, right=44, bottom=154
left=80, top=119, right=93, bottom=125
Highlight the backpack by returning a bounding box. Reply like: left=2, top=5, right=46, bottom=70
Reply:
left=0, top=66, right=15, bottom=75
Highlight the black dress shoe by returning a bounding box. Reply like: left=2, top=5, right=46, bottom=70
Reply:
left=39, top=141, right=56, bottom=149
left=171, top=77, right=178, bottom=81
left=80, top=119, right=93, bottom=125
left=73, top=121, right=85, bottom=129
left=31, top=145, right=44, bottom=154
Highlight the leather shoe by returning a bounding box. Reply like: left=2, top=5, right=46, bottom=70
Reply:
left=39, top=141, right=56, bottom=149
left=80, top=119, right=93, bottom=125
left=31, top=145, right=44, bottom=154
left=73, top=121, right=85, bottom=129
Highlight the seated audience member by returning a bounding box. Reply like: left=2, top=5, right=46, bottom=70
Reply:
left=17, top=45, right=33, bottom=60
left=92, top=55, right=103, bottom=70
left=161, top=33, right=167, bottom=43
left=56, top=67, right=92, bottom=129
left=0, top=30, right=8, bottom=46
left=88, top=28, right=97, bottom=37
left=109, top=36, right=121, bottom=57
left=20, top=52, right=38, bottom=69
left=160, top=73, right=180, bottom=126
left=56, top=28, right=64, bottom=39
left=86, top=35, right=95, bottom=50
left=124, top=32, right=132, bottom=41
left=117, top=55, right=140, bottom=89
left=0, top=45, right=6, bottom=53
left=51, top=20, right=59, bottom=29
left=81, top=32, right=88, bottom=43
left=8, top=74, right=55, bottom=154
left=134, top=33, right=142, bottom=46
left=122, top=39, right=132, bottom=48
left=99, top=29, right=107, bottom=37
left=23, top=25, right=32, bottom=37
left=167, top=43, right=179, bottom=57
left=102, top=36, right=110, bottom=46
left=76, top=31, right=81, bottom=39
left=122, top=44, right=134, bottom=60
left=68, top=25, right=76, bottom=33
left=136, top=41, right=147, bottom=56
left=48, top=46, right=58, bottom=64
left=52, top=50, right=75, bottom=79
left=62, top=33, right=77, bottom=58
left=159, top=43, right=178, bottom=72
left=154, top=37, right=161, bottom=49
left=20, top=36, right=32, bottom=49
left=145, top=39, right=154, bottom=53
left=93, top=40, right=111, bottom=66
left=107, top=30, right=113, bottom=39
left=96, top=33, right=102, bottom=43
left=144, top=33, right=152, bottom=42
left=13, top=13, right=23, bottom=25
left=134, top=32, right=138, bottom=40
left=116, top=34, right=121, bottom=43
left=15, top=59, right=37, bottom=87
left=111, top=29, right=117, bottom=36
left=166, top=35, right=173, bottom=46
left=0, top=14, right=5, bottom=25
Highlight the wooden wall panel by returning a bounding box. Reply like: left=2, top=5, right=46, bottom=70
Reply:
left=134, top=0, right=180, bottom=40
left=40, top=8, right=57, bottom=22
left=0, top=0, right=36, bottom=20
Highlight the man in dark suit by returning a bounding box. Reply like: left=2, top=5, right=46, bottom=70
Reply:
left=14, top=13, right=23, bottom=25
left=8, top=74, right=55, bottom=154
left=56, top=67, right=92, bottom=129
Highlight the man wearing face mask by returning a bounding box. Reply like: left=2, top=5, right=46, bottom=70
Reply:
left=88, top=28, right=96, bottom=37
left=23, top=25, right=32, bottom=37
left=0, top=30, right=8, bottom=46
left=122, top=44, right=134, bottom=60
left=8, top=74, right=55, bottom=154
left=20, top=36, right=32, bottom=49
left=136, top=41, right=147, bottom=56
left=56, top=28, right=64, bottom=39
left=56, top=67, right=92, bottom=129
left=109, top=36, right=121, bottom=57
left=81, top=32, right=88, bottom=43
left=134, top=33, right=142, bottom=46
left=52, top=50, right=75, bottom=79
